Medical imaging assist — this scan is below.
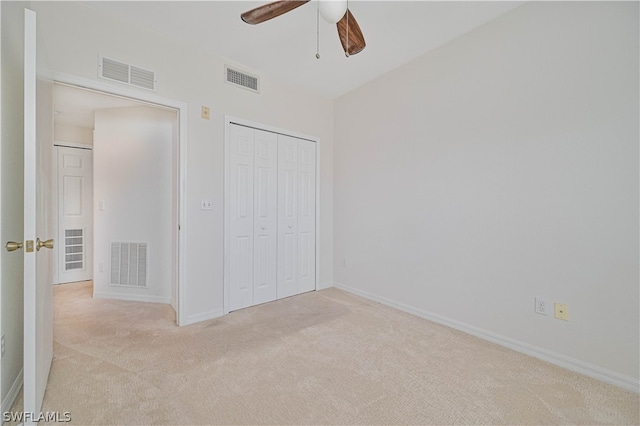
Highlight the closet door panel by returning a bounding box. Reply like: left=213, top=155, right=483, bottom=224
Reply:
left=297, top=140, right=316, bottom=293
left=277, top=135, right=299, bottom=299
left=229, top=124, right=255, bottom=311
left=253, top=130, right=278, bottom=305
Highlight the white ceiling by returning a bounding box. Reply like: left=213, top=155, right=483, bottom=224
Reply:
left=78, top=1, right=526, bottom=99
left=56, top=1, right=525, bottom=128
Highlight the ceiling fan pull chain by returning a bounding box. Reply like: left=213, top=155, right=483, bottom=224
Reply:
left=316, top=1, right=320, bottom=59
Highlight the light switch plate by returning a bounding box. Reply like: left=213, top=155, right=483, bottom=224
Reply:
left=200, top=199, right=213, bottom=210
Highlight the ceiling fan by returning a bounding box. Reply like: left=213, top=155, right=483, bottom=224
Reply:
left=241, top=0, right=366, bottom=56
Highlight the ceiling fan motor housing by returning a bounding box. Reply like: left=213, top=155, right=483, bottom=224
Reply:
left=319, top=0, right=348, bottom=24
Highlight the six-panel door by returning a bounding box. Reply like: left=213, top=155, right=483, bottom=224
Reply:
left=57, top=146, right=93, bottom=284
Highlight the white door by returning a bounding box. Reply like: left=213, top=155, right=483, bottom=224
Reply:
left=229, top=124, right=255, bottom=311
left=252, top=130, right=278, bottom=305
left=23, top=8, right=55, bottom=421
left=297, top=140, right=316, bottom=293
left=277, top=136, right=317, bottom=298
left=57, top=146, right=93, bottom=284
left=277, top=135, right=299, bottom=299
left=229, top=124, right=278, bottom=310
left=227, top=122, right=316, bottom=311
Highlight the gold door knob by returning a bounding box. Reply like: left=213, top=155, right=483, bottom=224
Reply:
left=36, top=238, right=54, bottom=251
left=5, top=241, right=23, bottom=252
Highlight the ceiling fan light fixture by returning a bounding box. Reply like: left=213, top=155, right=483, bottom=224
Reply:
left=319, top=0, right=347, bottom=24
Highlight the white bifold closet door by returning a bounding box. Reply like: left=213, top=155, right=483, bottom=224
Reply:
left=229, top=124, right=316, bottom=311
left=277, top=135, right=316, bottom=298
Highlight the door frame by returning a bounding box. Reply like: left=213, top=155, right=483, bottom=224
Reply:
left=52, top=72, right=188, bottom=326
left=223, top=115, right=321, bottom=314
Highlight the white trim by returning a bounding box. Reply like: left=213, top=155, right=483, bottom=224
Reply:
left=315, top=133, right=321, bottom=297
left=1, top=368, right=23, bottom=415
left=223, top=119, right=231, bottom=315
left=183, top=309, right=224, bottom=326
left=51, top=72, right=189, bottom=326
left=93, top=291, right=170, bottom=305
left=333, top=281, right=640, bottom=394
left=53, top=141, right=92, bottom=150
left=0, top=3, right=3, bottom=420
left=223, top=115, right=320, bottom=315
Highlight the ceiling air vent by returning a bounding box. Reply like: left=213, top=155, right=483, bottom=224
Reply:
left=225, top=65, right=259, bottom=93
left=99, top=56, right=157, bottom=91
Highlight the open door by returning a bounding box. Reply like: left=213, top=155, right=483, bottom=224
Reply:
left=23, top=8, right=54, bottom=421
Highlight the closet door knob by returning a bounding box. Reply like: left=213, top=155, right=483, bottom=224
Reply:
left=261, top=225, right=266, bottom=230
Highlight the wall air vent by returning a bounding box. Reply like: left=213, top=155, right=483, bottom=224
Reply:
left=110, top=242, right=148, bottom=288
left=99, top=56, right=157, bottom=91
left=225, top=65, right=259, bottom=93
left=64, top=228, right=85, bottom=271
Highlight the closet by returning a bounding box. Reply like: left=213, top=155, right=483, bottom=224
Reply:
left=228, top=123, right=316, bottom=311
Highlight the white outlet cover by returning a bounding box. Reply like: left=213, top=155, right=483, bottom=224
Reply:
left=535, top=297, right=548, bottom=315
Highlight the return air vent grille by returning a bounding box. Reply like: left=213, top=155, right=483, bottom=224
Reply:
left=99, top=56, right=157, bottom=91
left=110, top=242, right=148, bottom=288
left=225, top=65, right=259, bottom=93
left=64, top=228, right=85, bottom=271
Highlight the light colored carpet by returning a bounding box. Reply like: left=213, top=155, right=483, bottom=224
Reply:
left=10, top=281, right=640, bottom=424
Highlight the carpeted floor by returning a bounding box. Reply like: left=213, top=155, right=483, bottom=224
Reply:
left=9, top=281, right=640, bottom=424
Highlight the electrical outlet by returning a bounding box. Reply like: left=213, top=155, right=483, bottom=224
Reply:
left=535, top=297, right=548, bottom=315
left=201, top=106, right=211, bottom=120
left=555, top=303, right=569, bottom=321
left=1, top=334, right=5, bottom=358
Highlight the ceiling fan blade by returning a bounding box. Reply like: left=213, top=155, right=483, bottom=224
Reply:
left=241, top=1, right=309, bottom=25
left=336, top=9, right=366, bottom=56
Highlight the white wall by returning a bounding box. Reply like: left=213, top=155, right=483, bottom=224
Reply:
left=334, top=1, right=639, bottom=387
left=93, top=106, right=175, bottom=303
left=31, top=1, right=334, bottom=324
left=54, top=123, right=93, bottom=145
left=0, top=0, right=27, bottom=410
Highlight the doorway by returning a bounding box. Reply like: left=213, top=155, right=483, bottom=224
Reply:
left=52, top=81, right=186, bottom=324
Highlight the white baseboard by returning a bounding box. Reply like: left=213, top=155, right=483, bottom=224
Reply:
left=93, top=291, right=171, bottom=305
left=182, top=309, right=224, bottom=326
left=1, top=368, right=23, bottom=416
left=316, top=281, right=334, bottom=291
left=333, top=281, right=640, bottom=394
